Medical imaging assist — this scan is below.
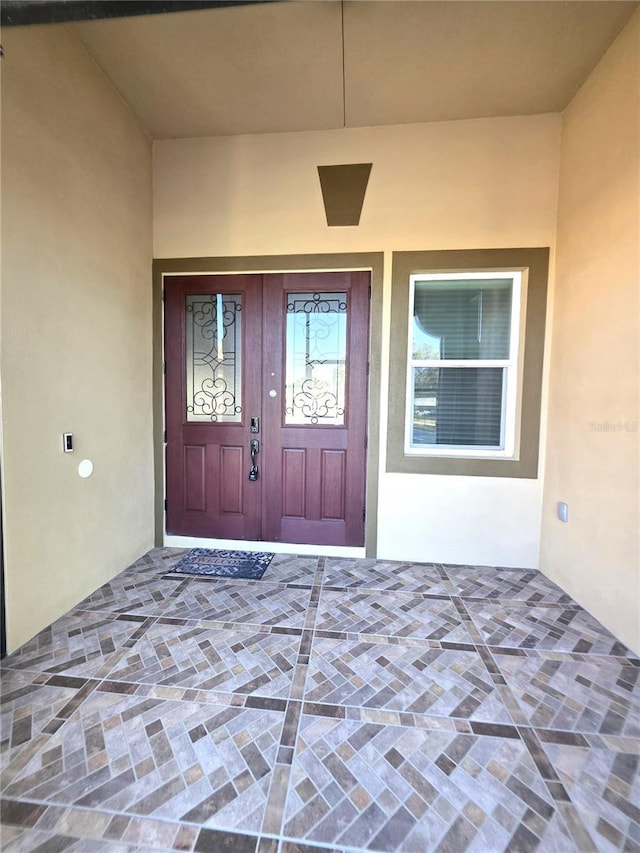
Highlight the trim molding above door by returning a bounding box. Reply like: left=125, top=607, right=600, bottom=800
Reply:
left=153, top=252, right=384, bottom=558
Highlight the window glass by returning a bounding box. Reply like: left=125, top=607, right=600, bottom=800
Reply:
left=185, top=293, right=242, bottom=422
left=411, top=366, right=504, bottom=448
left=285, top=292, right=348, bottom=425
left=413, top=279, right=512, bottom=360
left=406, top=273, right=520, bottom=457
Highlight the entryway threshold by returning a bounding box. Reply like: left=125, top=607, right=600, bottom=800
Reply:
left=164, top=534, right=366, bottom=559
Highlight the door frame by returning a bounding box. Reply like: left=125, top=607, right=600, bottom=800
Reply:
left=153, top=253, right=384, bottom=557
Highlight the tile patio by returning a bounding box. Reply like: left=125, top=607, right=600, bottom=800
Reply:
left=1, top=549, right=639, bottom=852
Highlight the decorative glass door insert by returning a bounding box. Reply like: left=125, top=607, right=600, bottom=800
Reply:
left=285, top=291, right=347, bottom=425
left=185, top=293, right=242, bottom=422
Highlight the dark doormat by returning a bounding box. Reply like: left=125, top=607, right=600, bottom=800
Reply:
left=163, top=548, right=274, bottom=580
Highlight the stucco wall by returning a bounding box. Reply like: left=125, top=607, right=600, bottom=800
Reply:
left=154, top=113, right=561, bottom=568
left=540, top=11, right=640, bottom=654
left=1, top=24, right=154, bottom=651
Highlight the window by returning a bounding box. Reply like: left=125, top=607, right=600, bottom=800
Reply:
left=387, top=248, right=549, bottom=479
left=406, top=272, right=522, bottom=458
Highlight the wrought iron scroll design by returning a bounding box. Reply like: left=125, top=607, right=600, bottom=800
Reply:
left=285, top=292, right=347, bottom=425
left=185, top=294, right=242, bottom=422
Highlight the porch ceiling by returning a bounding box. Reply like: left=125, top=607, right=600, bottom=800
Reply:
left=50, top=1, right=640, bottom=138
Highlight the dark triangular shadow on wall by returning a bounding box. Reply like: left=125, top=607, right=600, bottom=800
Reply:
left=318, top=163, right=372, bottom=226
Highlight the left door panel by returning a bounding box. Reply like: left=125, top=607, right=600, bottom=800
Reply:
left=165, top=275, right=263, bottom=539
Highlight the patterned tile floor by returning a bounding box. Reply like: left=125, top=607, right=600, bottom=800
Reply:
left=2, top=549, right=639, bottom=852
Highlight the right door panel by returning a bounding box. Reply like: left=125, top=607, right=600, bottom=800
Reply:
left=262, top=272, right=370, bottom=546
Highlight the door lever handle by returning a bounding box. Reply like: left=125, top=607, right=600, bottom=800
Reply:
left=248, top=439, right=259, bottom=481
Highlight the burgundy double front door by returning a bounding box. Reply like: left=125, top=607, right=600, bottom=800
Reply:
left=164, top=271, right=370, bottom=546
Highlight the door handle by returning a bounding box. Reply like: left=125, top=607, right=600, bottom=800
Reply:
left=248, top=439, right=259, bottom=481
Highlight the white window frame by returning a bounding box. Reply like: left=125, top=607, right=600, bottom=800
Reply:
left=404, top=270, right=524, bottom=459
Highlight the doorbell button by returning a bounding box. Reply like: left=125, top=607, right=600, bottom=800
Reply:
left=269, top=389, right=277, bottom=398
left=78, top=459, right=94, bottom=479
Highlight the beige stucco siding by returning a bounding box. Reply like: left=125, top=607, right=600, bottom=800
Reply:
left=541, top=11, right=640, bottom=655
left=1, top=24, right=154, bottom=652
